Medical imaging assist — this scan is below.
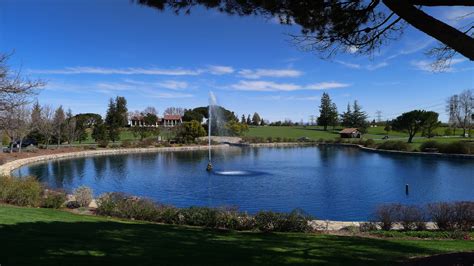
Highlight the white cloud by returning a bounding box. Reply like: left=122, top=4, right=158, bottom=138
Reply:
left=232, top=80, right=301, bottom=91
left=29, top=66, right=204, bottom=76
left=155, top=80, right=189, bottom=90
left=411, top=57, right=468, bottom=72
left=306, top=82, right=351, bottom=90
left=238, top=69, right=303, bottom=79
left=335, top=60, right=388, bottom=71
left=258, top=95, right=320, bottom=101
left=207, top=65, right=234, bottom=75
left=231, top=80, right=349, bottom=92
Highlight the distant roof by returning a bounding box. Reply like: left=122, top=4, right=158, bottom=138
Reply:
left=163, top=115, right=182, bottom=120
left=339, top=128, right=359, bottom=134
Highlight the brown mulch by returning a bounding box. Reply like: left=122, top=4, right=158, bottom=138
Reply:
left=403, top=252, right=474, bottom=266
left=0, top=147, right=85, bottom=165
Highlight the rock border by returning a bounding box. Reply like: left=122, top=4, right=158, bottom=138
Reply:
left=0, top=145, right=229, bottom=176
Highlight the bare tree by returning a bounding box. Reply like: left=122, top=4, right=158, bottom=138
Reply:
left=163, top=107, right=184, bottom=116
left=0, top=53, right=43, bottom=112
left=37, top=105, right=54, bottom=148
left=0, top=104, right=31, bottom=153
left=447, top=89, right=474, bottom=137
left=143, top=106, right=158, bottom=115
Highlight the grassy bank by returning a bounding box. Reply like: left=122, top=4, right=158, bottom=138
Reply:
left=0, top=205, right=472, bottom=265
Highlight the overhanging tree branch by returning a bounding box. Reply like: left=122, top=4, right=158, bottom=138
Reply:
left=383, top=0, right=474, bottom=60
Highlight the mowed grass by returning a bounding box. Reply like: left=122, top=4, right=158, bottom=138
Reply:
left=0, top=205, right=473, bottom=265
left=245, top=126, right=470, bottom=148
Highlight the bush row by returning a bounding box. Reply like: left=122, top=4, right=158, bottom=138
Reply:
left=0, top=176, right=66, bottom=208
left=374, top=202, right=474, bottom=231
left=420, top=140, right=473, bottom=154
left=96, top=192, right=313, bottom=232
left=376, top=141, right=411, bottom=151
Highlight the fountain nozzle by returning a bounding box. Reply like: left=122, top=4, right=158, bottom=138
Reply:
left=206, top=162, right=213, bottom=171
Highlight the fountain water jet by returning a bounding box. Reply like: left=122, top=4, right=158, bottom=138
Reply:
left=206, top=91, right=216, bottom=171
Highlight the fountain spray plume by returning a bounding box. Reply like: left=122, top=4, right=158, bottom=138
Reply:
left=206, top=91, right=217, bottom=171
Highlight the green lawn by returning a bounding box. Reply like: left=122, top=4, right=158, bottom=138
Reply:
left=0, top=205, right=472, bottom=265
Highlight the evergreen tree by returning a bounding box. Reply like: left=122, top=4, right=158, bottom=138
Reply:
left=351, top=100, right=369, bottom=133
left=260, top=118, right=266, bottom=126
left=252, top=112, right=261, bottom=126
left=53, top=106, right=65, bottom=146
left=340, top=103, right=352, bottom=127
left=92, top=120, right=108, bottom=142
left=329, top=102, right=339, bottom=130
left=246, top=115, right=251, bottom=125
left=115, top=96, right=128, bottom=127
left=105, top=98, right=120, bottom=142
left=317, top=93, right=332, bottom=131
left=241, top=114, right=246, bottom=124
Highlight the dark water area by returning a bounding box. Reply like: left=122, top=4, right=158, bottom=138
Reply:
left=13, top=146, right=474, bottom=221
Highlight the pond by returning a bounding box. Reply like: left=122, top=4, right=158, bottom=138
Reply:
left=13, top=146, right=474, bottom=221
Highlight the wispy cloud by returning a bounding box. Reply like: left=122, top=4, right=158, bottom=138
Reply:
left=258, top=95, right=320, bottom=101
left=335, top=60, right=388, bottom=71
left=231, top=80, right=349, bottom=92
left=238, top=69, right=303, bottom=79
left=207, top=65, right=234, bottom=75
left=411, top=57, right=468, bottom=72
left=29, top=65, right=236, bottom=76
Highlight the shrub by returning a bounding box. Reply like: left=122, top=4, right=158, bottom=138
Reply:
left=452, top=201, right=474, bottom=231
left=280, top=209, right=313, bottom=232
left=156, top=205, right=181, bottom=224
left=73, top=186, right=93, bottom=207
left=420, top=141, right=440, bottom=152
left=359, top=222, right=378, bottom=232
left=399, top=205, right=425, bottom=231
left=377, top=141, right=410, bottom=151
left=117, top=197, right=159, bottom=220
left=364, top=139, right=376, bottom=148
left=374, top=204, right=401, bottom=231
left=121, top=140, right=133, bottom=148
left=179, top=206, right=219, bottom=227
left=42, top=189, right=67, bottom=208
left=96, top=192, right=126, bottom=216
left=438, top=141, right=471, bottom=154
left=138, top=139, right=156, bottom=148
left=254, top=211, right=285, bottom=232
left=66, top=201, right=81, bottom=209
left=0, top=176, right=42, bottom=207
left=428, top=202, right=456, bottom=230
left=98, top=140, right=109, bottom=148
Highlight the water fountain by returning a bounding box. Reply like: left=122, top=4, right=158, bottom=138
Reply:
left=206, top=91, right=215, bottom=171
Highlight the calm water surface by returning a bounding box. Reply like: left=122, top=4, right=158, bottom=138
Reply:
left=13, top=146, right=474, bottom=220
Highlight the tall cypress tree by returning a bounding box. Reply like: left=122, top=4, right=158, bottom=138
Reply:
left=317, top=93, right=333, bottom=131
left=105, top=98, right=120, bottom=142
left=341, top=103, right=352, bottom=127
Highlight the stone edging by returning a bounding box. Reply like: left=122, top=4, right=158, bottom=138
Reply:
left=248, top=142, right=317, bottom=147
left=320, top=143, right=474, bottom=159
left=0, top=145, right=229, bottom=176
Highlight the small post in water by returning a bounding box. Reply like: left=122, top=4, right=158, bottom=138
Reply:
left=405, top=184, right=409, bottom=195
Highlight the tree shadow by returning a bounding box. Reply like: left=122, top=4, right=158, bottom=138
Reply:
left=0, top=220, right=469, bottom=265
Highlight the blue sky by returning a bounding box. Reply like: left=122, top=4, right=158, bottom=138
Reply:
left=1, top=0, right=473, bottom=122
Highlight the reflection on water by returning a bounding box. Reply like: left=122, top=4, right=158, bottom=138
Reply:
left=13, top=146, right=474, bottom=221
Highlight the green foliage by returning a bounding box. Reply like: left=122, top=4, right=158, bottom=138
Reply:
left=42, top=190, right=67, bottom=209
left=377, top=141, right=410, bottom=151
left=105, top=97, right=128, bottom=142
left=176, top=120, right=206, bottom=143
left=92, top=122, right=108, bottom=142
left=225, top=120, right=249, bottom=136
left=183, top=109, right=204, bottom=122
left=254, top=209, right=313, bottom=233
left=73, top=186, right=93, bottom=207
left=252, top=112, right=261, bottom=126
left=370, top=230, right=472, bottom=240
left=317, top=93, right=338, bottom=131
left=420, top=140, right=473, bottom=154
left=340, top=101, right=368, bottom=133
left=0, top=176, right=42, bottom=207
left=392, top=110, right=440, bottom=143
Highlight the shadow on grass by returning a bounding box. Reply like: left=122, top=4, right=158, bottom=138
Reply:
left=0, top=220, right=470, bottom=265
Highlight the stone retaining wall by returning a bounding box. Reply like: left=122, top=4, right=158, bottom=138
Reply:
left=0, top=145, right=228, bottom=176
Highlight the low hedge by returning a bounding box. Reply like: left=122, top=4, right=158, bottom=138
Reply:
left=96, top=192, right=313, bottom=232
left=0, top=176, right=42, bottom=207
left=420, top=140, right=473, bottom=154
left=376, top=141, right=410, bottom=151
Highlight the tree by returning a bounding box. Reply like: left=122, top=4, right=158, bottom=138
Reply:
left=131, top=111, right=160, bottom=140
left=246, top=115, right=251, bottom=125
left=53, top=106, right=65, bottom=146
left=1, top=104, right=31, bottom=153
left=241, top=114, right=246, bottom=124
left=176, top=120, right=206, bottom=143
left=37, top=105, right=54, bottom=148
left=105, top=98, right=121, bottom=142
left=317, top=92, right=334, bottom=131
left=351, top=101, right=369, bottom=133
left=163, top=107, right=185, bottom=116
left=252, top=112, right=261, bottom=126
left=183, top=109, right=204, bottom=122
left=340, top=103, right=352, bottom=127
left=384, top=121, right=392, bottom=135
left=225, top=120, right=249, bottom=136
left=64, top=108, right=77, bottom=145
left=446, top=89, right=473, bottom=137
left=137, top=1, right=474, bottom=63
left=329, top=102, right=339, bottom=130
left=422, top=111, right=441, bottom=138
left=260, top=118, right=266, bottom=126
left=392, top=110, right=427, bottom=143
left=92, top=119, right=108, bottom=142
left=116, top=96, right=128, bottom=127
